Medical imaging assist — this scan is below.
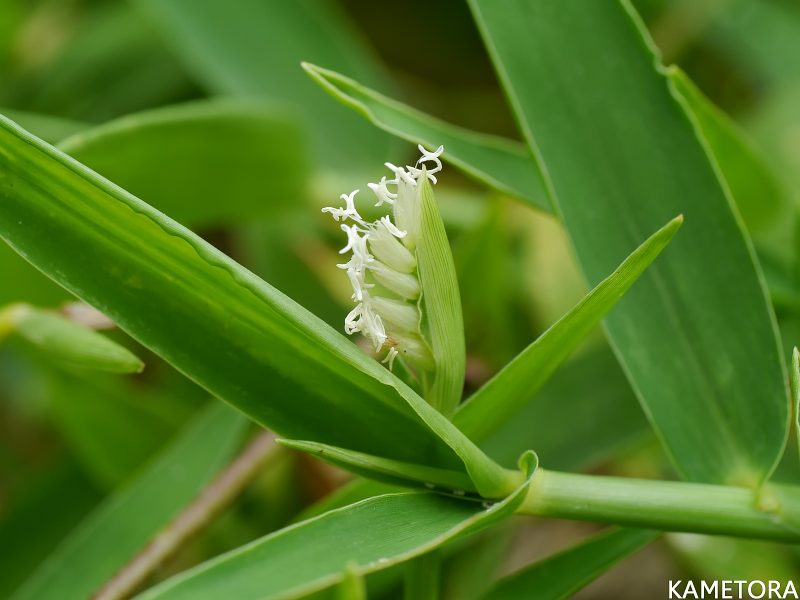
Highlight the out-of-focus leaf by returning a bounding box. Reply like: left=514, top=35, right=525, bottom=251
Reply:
left=0, top=461, right=99, bottom=598
left=482, top=528, right=658, bottom=600
left=45, top=369, right=192, bottom=488
left=481, top=346, right=650, bottom=471
left=136, top=454, right=537, bottom=600
left=668, top=533, right=798, bottom=581
left=19, top=3, right=193, bottom=122
left=3, top=305, right=143, bottom=373
left=468, top=0, right=788, bottom=486
left=11, top=401, right=246, bottom=600
left=0, top=116, right=517, bottom=496
left=0, top=109, right=86, bottom=144
left=58, top=100, right=308, bottom=229
left=133, top=0, right=394, bottom=174
left=302, top=64, right=549, bottom=211
left=455, top=216, right=682, bottom=443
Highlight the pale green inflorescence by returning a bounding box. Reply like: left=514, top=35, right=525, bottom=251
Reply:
left=322, top=145, right=444, bottom=371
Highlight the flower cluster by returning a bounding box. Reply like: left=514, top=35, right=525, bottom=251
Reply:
left=322, top=145, right=444, bottom=369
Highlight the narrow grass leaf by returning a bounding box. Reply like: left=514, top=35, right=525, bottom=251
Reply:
left=481, top=528, right=659, bottom=600
left=3, top=304, right=143, bottom=373
left=793, top=348, right=800, bottom=462
left=136, top=454, right=538, bottom=600
left=302, top=63, right=549, bottom=211
left=0, top=115, right=513, bottom=494
left=468, top=0, right=788, bottom=486
left=278, top=439, right=476, bottom=494
left=455, top=216, right=682, bottom=443
left=11, top=402, right=246, bottom=600
left=133, top=0, right=394, bottom=173
left=58, top=100, right=308, bottom=228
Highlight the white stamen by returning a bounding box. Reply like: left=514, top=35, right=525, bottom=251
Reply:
left=410, top=144, right=444, bottom=183
left=380, top=216, right=406, bottom=239
left=381, top=346, right=399, bottom=370
left=385, top=162, right=417, bottom=186
left=339, top=223, right=364, bottom=255
left=322, top=189, right=365, bottom=224
left=368, top=176, right=397, bottom=207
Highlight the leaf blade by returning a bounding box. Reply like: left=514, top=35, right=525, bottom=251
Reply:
left=455, top=216, right=682, bottom=442
left=481, top=528, right=658, bottom=600
left=136, top=454, right=538, bottom=600
left=467, top=0, right=789, bottom=486
left=11, top=402, right=246, bottom=600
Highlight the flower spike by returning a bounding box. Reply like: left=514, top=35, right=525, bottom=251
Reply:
left=323, top=145, right=445, bottom=370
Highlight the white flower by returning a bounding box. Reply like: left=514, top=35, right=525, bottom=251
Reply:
left=323, top=145, right=445, bottom=370
left=384, top=162, right=417, bottom=186
left=379, top=216, right=406, bottom=238
left=322, top=189, right=365, bottom=224
left=407, top=144, right=443, bottom=183
left=368, top=176, right=397, bottom=207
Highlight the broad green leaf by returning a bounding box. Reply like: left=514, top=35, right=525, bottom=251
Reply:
left=416, top=177, right=466, bottom=415
left=22, top=3, right=192, bottom=122
left=455, top=216, right=682, bottom=442
left=136, top=453, right=537, bottom=600
left=11, top=402, right=246, bottom=600
left=1, top=304, right=143, bottom=373
left=58, top=100, right=308, bottom=229
left=302, top=64, right=549, bottom=212
left=278, top=439, right=476, bottom=494
left=133, top=0, right=394, bottom=173
left=468, top=0, right=788, bottom=486
left=0, top=115, right=515, bottom=495
left=481, top=528, right=658, bottom=600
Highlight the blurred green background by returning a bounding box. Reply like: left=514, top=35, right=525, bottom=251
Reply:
left=2, top=0, right=799, bottom=597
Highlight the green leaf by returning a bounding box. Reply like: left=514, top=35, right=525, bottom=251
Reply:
left=278, top=439, right=476, bottom=494
left=2, top=304, right=143, bottom=373
left=23, top=3, right=192, bottom=122
left=58, top=100, right=308, bottom=229
left=0, top=109, right=86, bottom=144
left=133, top=0, right=394, bottom=173
left=0, top=115, right=515, bottom=496
left=668, top=67, right=787, bottom=235
left=481, top=528, right=658, bottom=600
left=135, top=454, right=538, bottom=600
left=416, top=177, right=466, bottom=416
left=455, top=216, right=682, bottom=443
left=480, top=345, right=650, bottom=471
left=11, top=401, right=246, bottom=600
left=302, top=63, right=549, bottom=211
left=468, top=0, right=788, bottom=486
left=45, top=370, right=190, bottom=489
left=793, top=348, right=800, bottom=462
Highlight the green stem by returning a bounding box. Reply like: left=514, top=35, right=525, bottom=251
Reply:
left=518, top=469, right=800, bottom=542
